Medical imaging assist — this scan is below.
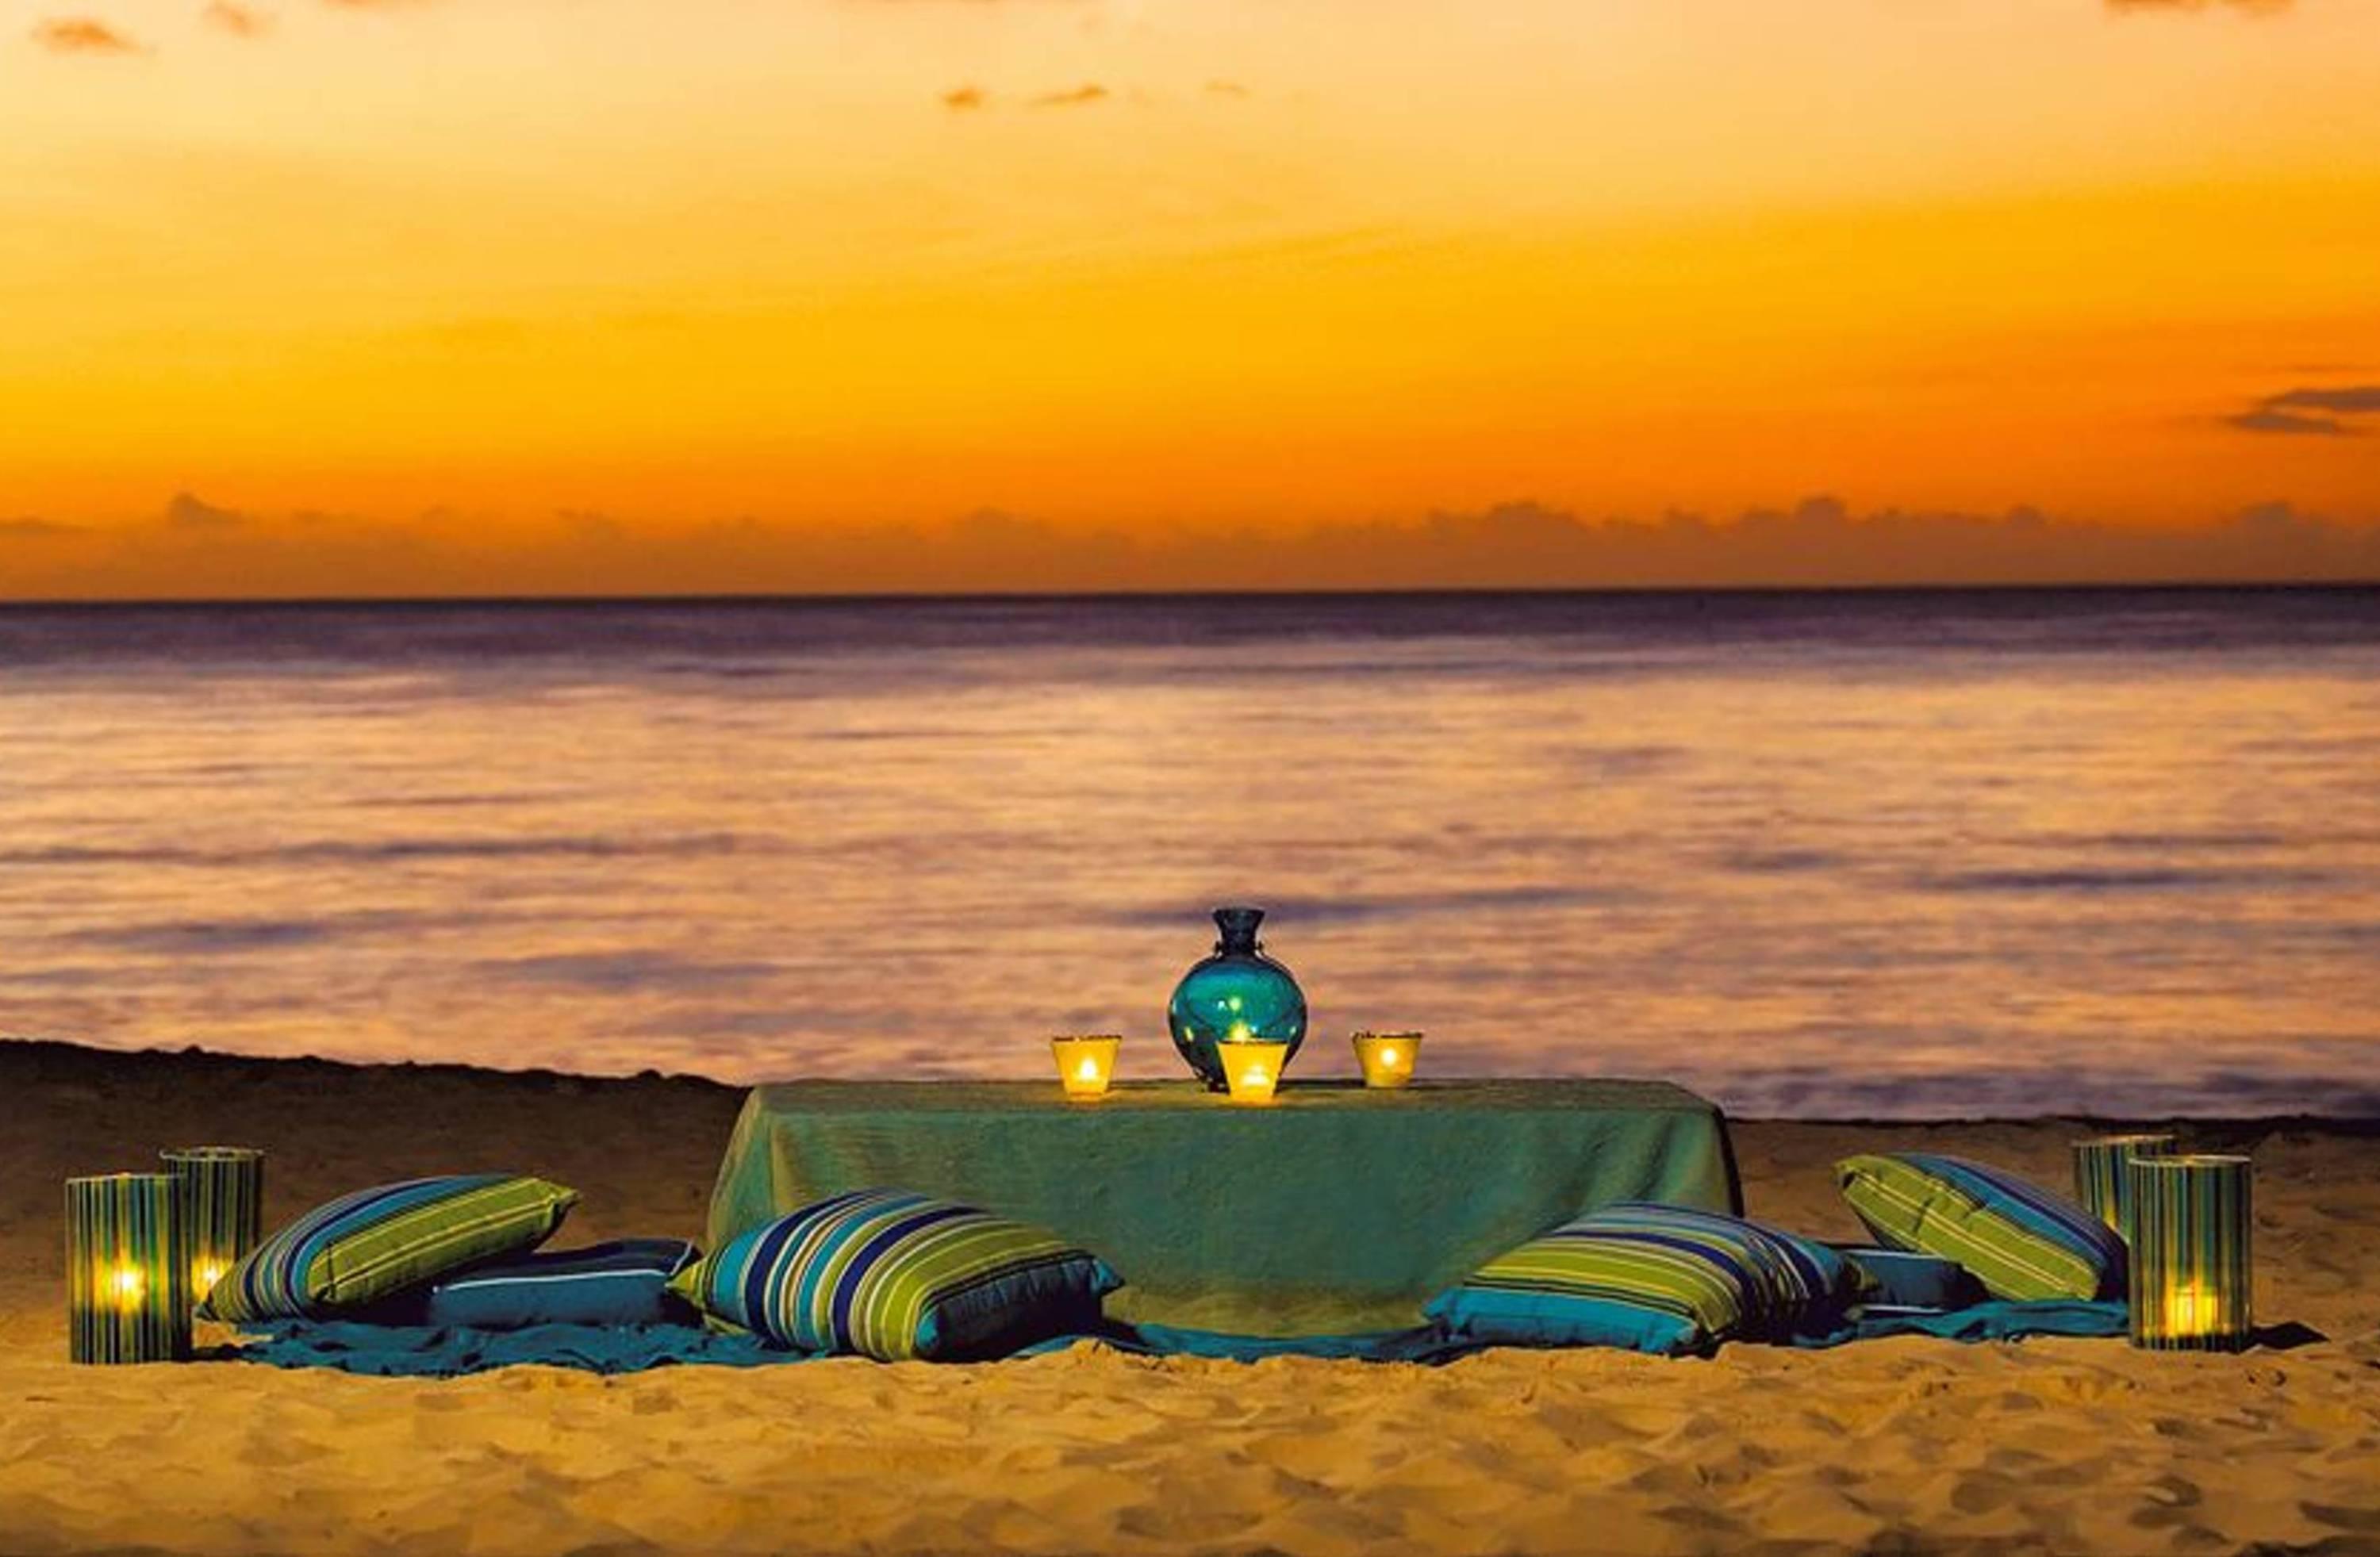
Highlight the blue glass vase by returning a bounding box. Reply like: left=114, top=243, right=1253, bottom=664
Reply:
left=1167, top=906, right=1308, bottom=1091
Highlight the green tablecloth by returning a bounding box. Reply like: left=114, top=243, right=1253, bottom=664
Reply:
left=706, top=1080, right=1743, bottom=1335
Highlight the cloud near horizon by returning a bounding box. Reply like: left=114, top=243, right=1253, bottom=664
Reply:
left=2228, top=385, right=2380, bottom=437
left=2105, top=0, right=2293, bottom=13
left=1028, top=83, right=1107, bottom=108
left=5, top=495, right=2378, bottom=601
left=202, top=2, right=272, bottom=37
left=28, top=16, right=144, bottom=52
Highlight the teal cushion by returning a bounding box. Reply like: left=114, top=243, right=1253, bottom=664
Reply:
left=375, top=1239, right=702, bottom=1329
left=1833, top=1244, right=1990, bottom=1313
left=201, top=1175, right=578, bottom=1322
left=670, top=1188, right=1123, bottom=1362
left=1836, top=1154, right=2125, bottom=1302
left=1423, top=1203, right=1856, bottom=1356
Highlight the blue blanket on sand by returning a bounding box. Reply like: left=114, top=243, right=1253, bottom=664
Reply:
left=229, top=1302, right=2128, bottom=1378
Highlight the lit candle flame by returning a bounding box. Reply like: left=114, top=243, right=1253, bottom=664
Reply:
left=108, top=1266, right=145, bottom=1309
left=2167, top=1285, right=2217, bottom=1336
left=1050, top=1035, right=1120, bottom=1099
left=1353, top=1031, right=1422, bottom=1088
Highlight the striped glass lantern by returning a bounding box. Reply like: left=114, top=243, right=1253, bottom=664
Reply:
left=66, top=1173, right=191, bottom=1365
left=2071, top=1133, right=2175, bottom=1241
left=163, top=1147, right=265, bottom=1309
left=2127, top=1154, right=2253, bottom=1352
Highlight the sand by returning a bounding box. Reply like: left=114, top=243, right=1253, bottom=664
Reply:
left=2, top=1041, right=2377, bottom=1556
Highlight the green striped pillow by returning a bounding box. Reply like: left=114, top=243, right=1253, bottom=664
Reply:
left=1424, top=1203, right=1856, bottom=1356
left=1836, top=1153, right=2125, bottom=1302
left=199, top=1175, right=579, bottom=1323
left=670, top=1188, right=1123, bottom=1362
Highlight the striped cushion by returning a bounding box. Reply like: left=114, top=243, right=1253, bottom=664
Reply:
left=1836, top=1153, right=2125, bottom=1302
left=669, top=1188, right=1123, bottom=1362
left=1423, top=1203, right=1856, bottom=1356
left=199, top=1175, right=579, bottom=1323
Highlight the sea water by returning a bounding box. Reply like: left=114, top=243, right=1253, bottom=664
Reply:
left=3, top=588, right=2376, bottom=1118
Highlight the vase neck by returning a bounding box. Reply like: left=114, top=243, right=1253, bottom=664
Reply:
left=1211, top=906, right=1265, bottom=955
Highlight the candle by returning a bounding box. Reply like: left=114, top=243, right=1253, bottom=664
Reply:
left=66, top=1173, right=190, bottom=1365
left=1049, top=1035, right=1122, bottom=1101
left=2070, top=1133, right=2174, bottom=1241
left=1351, top=1031, right=1422, bottom=1089
left=162, top=1146, right=264, bottom=1307
left=2165, top=1284, right=2219, bottom=1336
left=1220, top=1040, right=1289, bottom=1104
left=2128, top=1153, right=2253, bottom=1352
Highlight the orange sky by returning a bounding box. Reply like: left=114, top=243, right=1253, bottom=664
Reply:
left=3, top=0, right=2378, bottom=597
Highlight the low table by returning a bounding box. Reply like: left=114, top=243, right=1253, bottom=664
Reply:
left=706, top=1079, right=1743, bottom=1335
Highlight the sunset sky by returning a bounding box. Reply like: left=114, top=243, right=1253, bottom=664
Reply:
left=4, top=0, right=2378, bottom=596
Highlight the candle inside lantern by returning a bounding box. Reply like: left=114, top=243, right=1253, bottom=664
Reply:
left=1049, top=1035, right=1122, bottom=1100
left=2165, top=1284, right=2218, bottom=1336
left=66, top=1172, right=190, bottom=1366
left=1352, top=1031, right=1422, bottom=1089
left=162, top=1146, right=264, bottom=1309
left=1220, top=1040, right=1289, bottom=1104
left=2128, top=1153, right=2253, bottom=1353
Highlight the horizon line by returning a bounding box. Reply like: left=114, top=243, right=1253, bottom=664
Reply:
left=7, top=577, right=2380, bottom=612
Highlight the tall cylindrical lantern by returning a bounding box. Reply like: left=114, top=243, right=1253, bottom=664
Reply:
left=163, top=1147, right=264, bottom=1308
left=66, top=1173, right=191, bottom=1365
left=2127, top=1154, right=2253, bottom=1353
left=2071, top=1133, right=2175, bottom=1241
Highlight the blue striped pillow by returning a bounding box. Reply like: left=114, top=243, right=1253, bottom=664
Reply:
left=669, top=1189, right=1123, bottom=1362
left=1424, top=1203, right=1856, bottom=1356
left=201, top=1175, right=578, bottom=1323
left=1837, top=1153, right=2126, bottom=1302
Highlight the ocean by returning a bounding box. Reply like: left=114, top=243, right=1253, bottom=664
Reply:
left=4, top=587, right=2377, bottom=1118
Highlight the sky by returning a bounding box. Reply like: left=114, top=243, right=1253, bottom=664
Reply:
left=3, top=0, right=2378, bottom=597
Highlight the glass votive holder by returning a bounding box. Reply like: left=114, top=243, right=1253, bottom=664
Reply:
left=162, top=1146, right=265, bottom=1307
left=1049, top=1035, right=1122, bottom=1101
left=66, top=1172, right=191, bottom=1365
left=1351, top=1030, right=1422, bottom=1089
left=2071, top=1133, right=2174, bottom=1241
left=1219, top=1040, right=1289, bottom=1105
left=2127, top=1153, right=2253, bottom=1352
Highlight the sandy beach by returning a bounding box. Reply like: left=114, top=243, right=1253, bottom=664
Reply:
left=2, top=1038, right=2376, bottom=1556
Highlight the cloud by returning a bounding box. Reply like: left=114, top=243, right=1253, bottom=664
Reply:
left=6, top=493, right=2378, bottom=602
left=164, top=492, right=248, bottom=529
left=1029, top=83, right=1107, bottom=107
left=0, top=518, right=86, bottom=539
left=2105, top=0, right=2292, bottom=11
left=202, top=2, right=272, bottom=37
left=940, top=84, right=987, bottom=110
left=29, top=16, right=144, bottom=53
left=2268, top=386, right=2380, bottom=414
left=2228, top=384, right=2380, bottom=436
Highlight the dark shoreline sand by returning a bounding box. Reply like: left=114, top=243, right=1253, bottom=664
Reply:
left=2, top=1039, right=2377, bottom=1555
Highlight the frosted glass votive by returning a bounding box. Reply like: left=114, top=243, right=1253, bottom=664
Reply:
left=1219, top=1041, right=1289, bottom=1105
left=1352, top=1031, right=1422, bottom=1089
left=1050, top=1035, right=1122, bottom=1101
